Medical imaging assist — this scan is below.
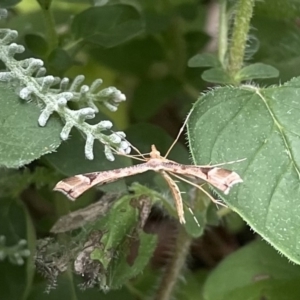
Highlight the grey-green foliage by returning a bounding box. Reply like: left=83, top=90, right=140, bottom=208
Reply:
left=188, top=77, right=300, bottom=264
left=0, top=8, right=130, bottom=167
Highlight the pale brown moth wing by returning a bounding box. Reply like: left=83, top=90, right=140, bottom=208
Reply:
left=164, top=163, right=243, bottom=194
left=54, top=163, right=151, bottom=200
left=206, top=168, right=243, bottom=194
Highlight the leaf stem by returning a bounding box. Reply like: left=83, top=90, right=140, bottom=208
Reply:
left=37, top=0, right=58, bottom=53
left=227, top=0, right=255, bottom=82
left=153, top=225, right=192, bottom=300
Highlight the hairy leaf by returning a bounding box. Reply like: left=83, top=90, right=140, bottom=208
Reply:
left=87, top=192, right=157, bottom=290
left=0, top=84, right=62, bottom=168
left=188, top=77, right=300, bottom=264
left=203, top=240, right=300, bottom=300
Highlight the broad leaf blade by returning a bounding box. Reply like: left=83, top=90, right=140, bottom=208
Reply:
left=187, top=77, right=300, bottom=264
left=201, top=67, right=232, bottom=84
left=87, top=193, right=157, bottom=290
left=188, top=53, right=220, bottom=68
left=72, top=5, right=145, bottom=48
left=203, top=240, right=300, bottom=300
left=0, top=84, right=62, bottom=168
left=237, top=63, right=279, bottom=81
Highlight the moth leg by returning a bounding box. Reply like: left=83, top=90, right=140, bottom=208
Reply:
left=160, top=171, right=186, bottom=224
left=167, top=172, right=227, bottom=208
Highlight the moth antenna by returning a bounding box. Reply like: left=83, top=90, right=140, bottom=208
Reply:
left=202, top=158, right=247, bottom=168
left=164, top=109, right=193, bottom=159
left=110, top=130, right=147, bottom=159
left=109, top=146, right=146, bottom=162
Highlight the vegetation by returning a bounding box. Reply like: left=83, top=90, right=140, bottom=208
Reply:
left=1, top=0, right=300, bottom=299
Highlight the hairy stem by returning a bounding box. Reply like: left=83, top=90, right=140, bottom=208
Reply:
left=218, top=0, right=228, bottom=68
left=154, top=226, right=192, bottom=300
left=227, top=0, right=255, bottom=82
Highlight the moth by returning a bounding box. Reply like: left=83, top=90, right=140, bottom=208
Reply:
left=54, top=128, right=243, bottom=224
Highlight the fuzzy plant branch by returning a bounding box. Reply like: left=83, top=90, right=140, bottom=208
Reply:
left=0, top=236, right=30, bottom=265
left=0, top=9, right=130, bottom=161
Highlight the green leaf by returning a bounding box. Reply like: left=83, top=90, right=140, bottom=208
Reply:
left=203, top=240, right=300, bottom=300
left=188, top=53, right=220, bottom=68
left=252, top=16, right=300, bottom=83
left=237, top=63, right=279, bottom=81
left=176, top=270, right=207, bottom=300
left=256, top=0, right=300, bottom=19
left=0, top=0, right=21, bottom=7
left=89, top=193, right=157, bottom=290
left=0, top=84, right=62, bottom=168
left=48, top=48, right=73, bottom=74
left=72, top=5, right=145, bottom=48
left=0, top=197, right=35, bottom=300
left=187, top=77, right=300, bottom=264
left=144, top=11, right=170, bottom=34
left=131, top=76, right=181, bottom=121
left=201, top=67, right=232, bottom=84
left=109, top=228, right=157, bottom=289
left=27, top=274, right=78, bottom=300
left=90, top=36, right=164, bottom=74
left=24, top=34, right=48, bottom=56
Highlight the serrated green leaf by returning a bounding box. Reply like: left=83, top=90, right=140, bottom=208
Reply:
left=237, top=63, right=279, bottom=81
left=108, top=229, right=157, bottom=289
left=203, top=240, right=300, bottom=300
left=201, top=67, right=232, bottom=84
left=0, top=84, right=62, bottom=168
left=72, top=5, right=145, bottom=48
left=24, top=34, right=48, bottom=56
left=89, top=192, right=157, bottom=289
left=91, top=195, right=139, bottom=268
left=188, top=53, right=220, bottom=68
left=187, top=77, right=300, bottom=264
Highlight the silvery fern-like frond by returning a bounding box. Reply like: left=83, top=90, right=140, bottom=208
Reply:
left=0, top=9, right=130, bottom=161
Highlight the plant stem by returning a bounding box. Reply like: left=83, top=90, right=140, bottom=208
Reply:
left=227, top=0, right=255, bottom=82
left=38, top=0, right=58, bottom=53
left=218, top=0, right=228, bottom=68
left=154, top=225, right=192, bottom=300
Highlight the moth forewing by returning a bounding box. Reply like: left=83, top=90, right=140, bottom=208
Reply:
left=160, top=171, right=185, bottom=224
left=206, top=168, right=243, bottom=195
left=175, top=165, right=243, bottom=194
left=54, top=163, right=151, bottom=200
